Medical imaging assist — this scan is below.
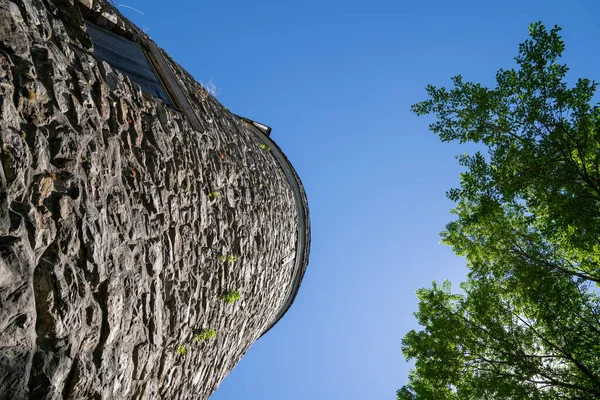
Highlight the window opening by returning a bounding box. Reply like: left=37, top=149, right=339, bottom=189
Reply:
left=85, top=22, right=174, bottom=108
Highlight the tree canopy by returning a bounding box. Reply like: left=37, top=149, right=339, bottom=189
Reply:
left=399, top=23, right=600, bottom=399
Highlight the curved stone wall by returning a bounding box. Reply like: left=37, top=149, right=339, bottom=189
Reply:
left=0, top=0, right=310, bottom=399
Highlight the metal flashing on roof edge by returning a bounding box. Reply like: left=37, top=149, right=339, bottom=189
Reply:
left=236, top=115, right=272, bottom=136
left=246, top=124, right=311, bottom=338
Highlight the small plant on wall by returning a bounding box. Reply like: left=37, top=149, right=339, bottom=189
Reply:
left=194, top=328, right=217, bottom=343
left=220, top=290, right=241, bottom=304
left=218, top=254, right=236, bottom=263
left=175, top=345, right=187, bottom=355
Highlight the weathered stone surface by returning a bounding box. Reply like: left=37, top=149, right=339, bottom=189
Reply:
left=0, top=0, right=310, bottom=399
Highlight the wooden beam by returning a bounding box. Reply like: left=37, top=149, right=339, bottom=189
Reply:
left=145, top=42, right=204, bottom=133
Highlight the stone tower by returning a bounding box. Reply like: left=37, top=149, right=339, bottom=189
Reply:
left=0, top=0, right=310, bottom=398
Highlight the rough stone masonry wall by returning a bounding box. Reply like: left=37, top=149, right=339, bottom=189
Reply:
left=0, top=0, right=305, bottom=398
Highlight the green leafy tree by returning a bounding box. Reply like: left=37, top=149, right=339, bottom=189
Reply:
left=400, top=23, right=600, bottom=399
left=400, top=277, right=600, bottom=399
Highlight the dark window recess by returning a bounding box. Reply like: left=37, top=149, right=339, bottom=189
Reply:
left=86, top=23, right=173, bottom=107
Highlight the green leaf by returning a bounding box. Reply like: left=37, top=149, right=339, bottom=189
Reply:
left=401, top=22, right=600, bottom=399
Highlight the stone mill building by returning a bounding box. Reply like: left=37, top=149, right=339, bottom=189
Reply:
left=0, top=0, right=311, bottom=398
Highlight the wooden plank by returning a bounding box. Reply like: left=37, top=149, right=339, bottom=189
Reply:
left=144, top=41, right=204, bottom=132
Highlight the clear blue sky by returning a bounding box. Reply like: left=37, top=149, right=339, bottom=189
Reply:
left=118, top=1, right=600, bottom=398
